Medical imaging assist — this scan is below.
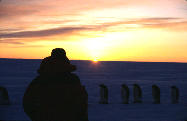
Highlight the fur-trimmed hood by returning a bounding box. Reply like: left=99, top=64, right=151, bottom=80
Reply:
left=38, top=56, right=76, bottom=75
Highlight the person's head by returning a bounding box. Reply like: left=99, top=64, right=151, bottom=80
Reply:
left=51, top=48, right=66, bottom=57
left=51, top=48, right=70, bottom=63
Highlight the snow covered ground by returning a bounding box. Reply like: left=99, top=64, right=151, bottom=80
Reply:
left=0, top=59, right=187, bottom=121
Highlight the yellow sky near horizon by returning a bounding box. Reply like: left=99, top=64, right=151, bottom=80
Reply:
left=0, top=0, right=187, bottom=62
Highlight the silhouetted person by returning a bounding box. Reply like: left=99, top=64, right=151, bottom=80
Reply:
left=152, top=85, right=160, bottom=104
left=121, top=84, right=129, bottom=104
left=133, top=84, right=142, bottom=103
left=23, top=48, right=88, bottom=121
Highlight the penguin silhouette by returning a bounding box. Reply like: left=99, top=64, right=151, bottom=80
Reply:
left=171, top=86, right=179, bottom=104
left=152, top=85, right=160, bottom=104
left=0, top=86, right=10, bottom=105
left=121, top=84, right=129, bottom=104
left=133, top=84, right=142, bottom=103
left=99, top=84, right=108, bottom=104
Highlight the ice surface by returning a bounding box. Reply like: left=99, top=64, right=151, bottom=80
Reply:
left=0, top=59, right=187, bottom=121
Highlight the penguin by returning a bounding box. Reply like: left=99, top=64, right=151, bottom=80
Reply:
left=0, top=86, right=10, bottom=105
left=152, top=85, right=160, bottom=104
left=121, top=84, right=129, bottom=104
left=99, top=84, right=108, bottom=104
left=171, top=86, right=179, bottom=104
left=133, top=84, right=142, bottom=103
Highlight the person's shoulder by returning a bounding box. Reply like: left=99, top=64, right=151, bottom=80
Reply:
left=29, top=76, right=46, bottom=85
left=41, top=56, right=51, bottom=63
left=66, top=73, right=81, bottom=83
left=43, top=56, right=50, bottom=61
left=70, top=73, right=80, bottom=79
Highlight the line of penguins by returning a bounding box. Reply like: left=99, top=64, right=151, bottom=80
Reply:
left=0, top=84, right=179, bottom=105
left=99, top=84, right=179, bottom=104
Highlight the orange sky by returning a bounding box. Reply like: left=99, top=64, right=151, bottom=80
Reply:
left=0, top=0, right=187, bottom=62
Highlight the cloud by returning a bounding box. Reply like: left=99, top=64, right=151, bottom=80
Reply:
left=0, top=39, right=24, bottom=44
left=1, top=0, right=186, bottom=35
left=0, top=0, right=128, bottom=20
left=0, top=39, right=46, bottom=48
left=0, top=17, right=186, bottom=42
left=142, top=21, right=187, bottom=30
left=101, top=17, right=187, bottom=31
left=9, top=45, right=45, bottom=48
left=102, top=17, right=180, bottom=26
left=0, top=26, right=93, bottom=38
left=2, top=0, right=181, bottom=21
left=0, top=4, right=39, bottom=19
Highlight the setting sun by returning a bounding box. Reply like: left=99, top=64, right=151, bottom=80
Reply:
left=93, top=59, right=98, bottom=62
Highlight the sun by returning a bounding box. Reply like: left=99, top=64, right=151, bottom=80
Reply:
left=81, top=32, right=132, bottom=61
left=82, top=38, right=106, bottom=61
left=93, top=59, right=98, bottom=62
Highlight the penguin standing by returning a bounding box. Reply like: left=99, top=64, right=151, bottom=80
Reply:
left=133, top=84, right=142, bottom=103
left=99, top=84, right=108, bottom=104
left=171, top=86, right=179, bottom=104
left=121, top=84, right=129, bottom=104
left=152, top=85, right=160, bottom=104
left=0, top=86, right=10, bottom=105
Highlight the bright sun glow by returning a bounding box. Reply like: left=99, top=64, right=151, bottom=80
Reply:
left=93, top=59, right=98, bottom=62
left=81, top=32, right=132, bottom=61
left=82, top=38, right=108, bottom=61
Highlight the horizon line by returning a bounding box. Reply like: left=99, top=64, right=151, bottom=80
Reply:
left=0, top=58, right=187, bottom=64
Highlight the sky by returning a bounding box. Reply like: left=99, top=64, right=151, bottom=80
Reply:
left=0, top=0, right=187, bottom=62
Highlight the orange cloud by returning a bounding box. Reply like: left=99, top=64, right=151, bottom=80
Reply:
left=0, top=26, right=93, bottom=38
left=1, top=18, right=186, bottom=40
